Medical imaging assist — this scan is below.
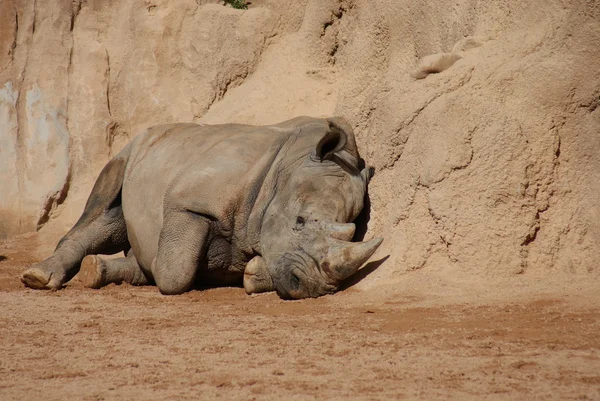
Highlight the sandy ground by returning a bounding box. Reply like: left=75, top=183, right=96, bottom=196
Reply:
left=1, top=233, right=600, bottom=401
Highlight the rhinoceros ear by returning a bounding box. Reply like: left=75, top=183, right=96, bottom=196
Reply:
left=316, top=119, right=348, bottom=161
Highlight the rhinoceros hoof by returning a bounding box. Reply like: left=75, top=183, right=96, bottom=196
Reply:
left=80, top=255, right=105, bottom=289
left=21, top=266, right=60, bottom=290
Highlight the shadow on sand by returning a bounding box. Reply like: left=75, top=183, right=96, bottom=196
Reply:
left=339, top=255, right=390, bottom=291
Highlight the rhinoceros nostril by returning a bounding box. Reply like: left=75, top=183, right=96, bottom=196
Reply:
left=289, top=271, right=301, bottom=291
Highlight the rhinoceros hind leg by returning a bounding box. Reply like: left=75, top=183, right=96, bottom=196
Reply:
left=21, top=264, right=62, bottom=290
left=80, top=252, right=148, bottom=289
left=22, top=149, right=132, bottom=291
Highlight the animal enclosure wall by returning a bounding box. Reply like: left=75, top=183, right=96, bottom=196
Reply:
left=0, top=0, right=598, bottom=289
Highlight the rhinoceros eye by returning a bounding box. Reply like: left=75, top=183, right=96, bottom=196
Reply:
left=295, top=216, right=305, bottom=230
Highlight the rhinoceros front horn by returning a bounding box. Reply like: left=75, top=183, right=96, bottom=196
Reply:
left=325, top=237, right=384, bottom=282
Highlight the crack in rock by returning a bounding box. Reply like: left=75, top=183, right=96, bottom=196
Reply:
left=518, top=116, right=563, bottom=273
left=104, top=48, right=112, bottom=117
left=320, top=0, right=350, bottom=65
left=10, top=9, right=18, bottom=60
left=37, top=171, right=71, bottom=230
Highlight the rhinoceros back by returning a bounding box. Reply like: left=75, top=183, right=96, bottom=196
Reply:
left=121, top=123, right=286, bottom=275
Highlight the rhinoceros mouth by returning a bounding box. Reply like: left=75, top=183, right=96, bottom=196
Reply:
left=271, top=267, right=337, bottom=300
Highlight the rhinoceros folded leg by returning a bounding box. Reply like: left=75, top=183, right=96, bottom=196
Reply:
left=80, top=250, right=148, bottom=289
left=243, top=256, right=274, bottom=295
left=21, top=153, right=131, bottom=291
left=151, top=210, right=210, bottom=295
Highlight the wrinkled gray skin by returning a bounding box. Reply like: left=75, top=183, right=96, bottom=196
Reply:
left=21, top=116, right=383, bottom=299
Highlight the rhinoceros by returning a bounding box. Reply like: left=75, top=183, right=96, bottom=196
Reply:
left=21, top=116, right=382, bottom=299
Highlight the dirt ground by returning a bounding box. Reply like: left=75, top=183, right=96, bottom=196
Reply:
left=1, top=233, right=599, bottom=401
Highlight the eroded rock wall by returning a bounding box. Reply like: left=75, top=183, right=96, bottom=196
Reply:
left=1, top=0, right=598, bottom=285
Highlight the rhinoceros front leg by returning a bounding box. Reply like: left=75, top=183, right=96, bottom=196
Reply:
left=243, top=256, right=274, bottom=295
left=21, top=155, right=130, bottom=290
left=151, top=210, right=209, bottom=295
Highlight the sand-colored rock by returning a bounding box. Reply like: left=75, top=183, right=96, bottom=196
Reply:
left=1, top=3, right=600, bottom=398
left=0, top=0, right=599, bottom=294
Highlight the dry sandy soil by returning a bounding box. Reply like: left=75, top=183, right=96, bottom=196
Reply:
left=1, top=1, right=600, bottom=400
left=1, top=233, right=599, bottom=401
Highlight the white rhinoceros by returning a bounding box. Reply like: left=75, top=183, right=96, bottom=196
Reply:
left=21, top=116, right=382, bottom=299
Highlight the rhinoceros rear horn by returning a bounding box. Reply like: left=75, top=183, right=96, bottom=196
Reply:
left=325, top=237, right=383, bottom=282
left=323, top=222, right=356, bottom=241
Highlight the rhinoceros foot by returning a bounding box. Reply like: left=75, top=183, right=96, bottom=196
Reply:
left=79, top=255, right=106, bottom=289
left=21, top=264, right=64, bottom=290
left=243, top=256, right=274, bottom=294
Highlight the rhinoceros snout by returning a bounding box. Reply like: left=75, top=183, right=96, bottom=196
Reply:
left=270, top=238, right=384, bottom=300
left=272, top=268, right=336, bottom=300
left=254, top=222, right=383, bottom=299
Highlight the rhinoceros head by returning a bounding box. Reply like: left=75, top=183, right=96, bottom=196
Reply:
left=246, top=117, right=383, bottom=299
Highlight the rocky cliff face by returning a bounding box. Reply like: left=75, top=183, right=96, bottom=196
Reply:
left=1, top=0, right=599, bottom=287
